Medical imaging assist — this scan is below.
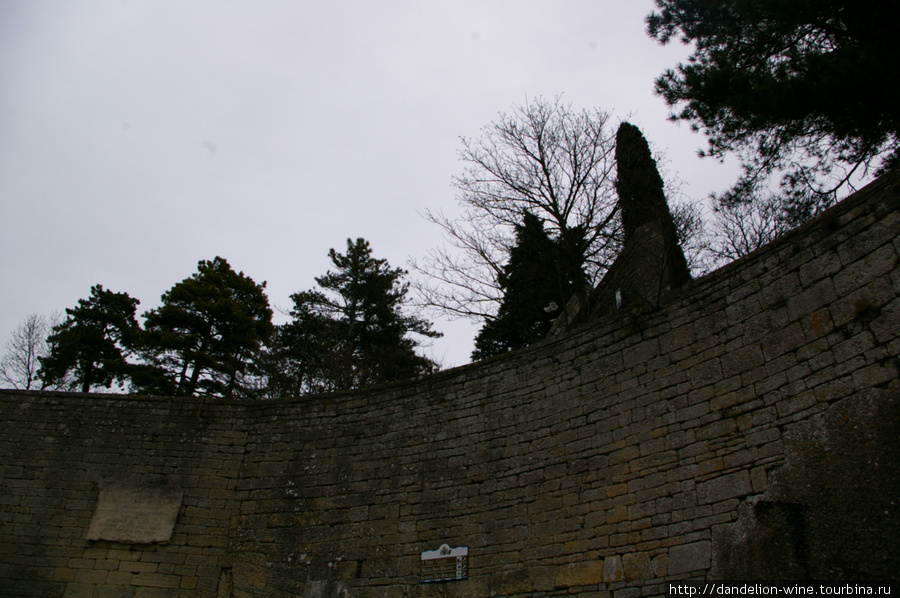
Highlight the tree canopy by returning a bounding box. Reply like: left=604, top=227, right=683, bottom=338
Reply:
left=413, top=96, right=620, bottom=322
left=8, top=244, right=442, bottom=398
left=471, top=212, right=579, bottom=360
left=141, top=257, right=273, bottom=398
left=39, top=285, right=141, bottom=393
left=647, top=0, right=900, bottom=202
left=278, top=239, right=440, bottom=393
left=1, top=313, right=56, bottom=390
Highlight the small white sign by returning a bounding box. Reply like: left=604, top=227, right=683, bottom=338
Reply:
left=420, top=544, right=468, bottom=582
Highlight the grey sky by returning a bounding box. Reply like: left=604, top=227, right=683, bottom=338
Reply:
left=0, top=1, right=739, bottom=368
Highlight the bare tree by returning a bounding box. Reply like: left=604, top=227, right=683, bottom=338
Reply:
left=671, top=199, right=710, bottom=274
left=0, top=313, right=57, bottom=390
left=700, top=188, right=832, bottom=265
left=412, top=96, right=620, bottom=320
left=703, top=201, right=784, bottom=263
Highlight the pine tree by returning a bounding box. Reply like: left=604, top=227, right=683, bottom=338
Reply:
left=647, top=0, right=900, bottom=200
left=141, top=257, right=273, bottom=398
left=280, top=238, right=439, bottom=392
left=40, top=285, right=141, bottom=392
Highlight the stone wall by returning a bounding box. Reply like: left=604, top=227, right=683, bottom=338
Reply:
left=1, top=172, right=898, bottom=597
left=0, top=394, right=245, bottom=596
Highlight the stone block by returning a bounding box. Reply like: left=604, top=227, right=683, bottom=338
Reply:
left=799, top=251, right=842, bottom=286
left=763, top=322, right=806, bottom=360
left=759, top=272, right=802, bottom=309
left=131, top=572, right=183, bottom=588
left=73, top=568, right=108, bottom=584
left=60, top=582, right=94, bottom=598
left=788, top=278, right=837, bottom=321
left=622, top=552, right=653, bottom=580
left=668, top=541, right=711, bottom=576
left=837, top=213, right=899, bottom=265
left=622, top=339, right=661, bottom=367
left=852, top=362, right=897, bottom=390
left=607, top=505, right=629, bottom=524
left=602, top=555, right=624, bottom=582
left=555, top=560, right=604, bottom=588
left=93, top=586, right=135, bottom=598
left=492, top=569, right=534, bottom=594
left=870, top=297, right=900, bottom=344
left=689, top=359, right=724, bottom=390
left=697, top=470, right=752, bottom=505
left=695, top=419, right=738, bottom=441
left=721, top=344, right=765, bottom=379
left=651, top=553, right=668, bottom=577
left=86, top=483, right=183, bottom=544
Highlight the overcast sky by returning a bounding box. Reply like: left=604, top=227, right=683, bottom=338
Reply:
left=0, top=0, right=741, bottom=369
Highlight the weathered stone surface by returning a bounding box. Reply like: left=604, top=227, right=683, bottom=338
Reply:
left=1, top=172, right=899, bottom=596
left=603, top=555, right=625, bottom=582
left=697, top=470, right=752, bottom=505
left=491, top=569, right=534, bottom=594
left=555, top=561, right=604, bottom=588
left=713, top=386, right=900, bottom=580
left=622, top=552, right=653, bottom=580
left=86, top=482, right=182, bottom=544
left=668, top=542, right=711, bottom=576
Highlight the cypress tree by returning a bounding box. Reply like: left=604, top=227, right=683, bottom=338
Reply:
left=615, top=122, right=691, bottom=286
left=472, top=213, right=579, bottom=360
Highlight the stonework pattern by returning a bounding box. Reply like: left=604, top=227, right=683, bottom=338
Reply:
left=1, top=172, right=899, bottom=596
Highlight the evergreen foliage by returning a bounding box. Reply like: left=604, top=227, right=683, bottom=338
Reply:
left=471, top=213, right=580, bottom=360
left=18, top=245, right=440, bottom=399
left=279, top=239, right=440, bottom=393
left=647, top=0, right=900, bottom=202
left=39, top=285, right=141, bottom=393
left=615, top=122, right=691, bottom=285
left=141, top=257, right=273, bottom=398
left=615, top=123, right=669, bottom=240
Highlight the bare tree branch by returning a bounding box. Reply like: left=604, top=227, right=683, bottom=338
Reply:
left=0, top=312, right=61, bottom=390
left=411, top=96, right=621, bottom=320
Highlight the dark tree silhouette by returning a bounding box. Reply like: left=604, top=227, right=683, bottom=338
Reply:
left=413, top=96, right=620, bottom=322
left=141, top=257, right=273, bottom=398
left=647, top=0, right=900, bottom=203
left=615, top=122, right=691, bottom=286
left=472, top=213, right=583, bottom=360
left=279, top=239, right=440, bottom=393
left=40, top=286, right=141, bottom=393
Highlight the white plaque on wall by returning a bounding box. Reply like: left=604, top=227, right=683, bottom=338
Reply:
left=86, top=482, right=183, bottom=544
left=420, top=544, right=468, bottom=582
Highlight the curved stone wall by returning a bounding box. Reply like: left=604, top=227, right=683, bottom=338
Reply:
left=1, top=173, right=898, bottom=597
